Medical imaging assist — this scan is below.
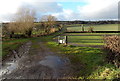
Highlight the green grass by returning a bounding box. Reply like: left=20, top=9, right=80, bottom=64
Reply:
left=47, top=41, right=120, bottom=79
left=67, top=24, right=118, bottom=31
left=2, top=38, right=31, bottom=58
left=62, top=33, right=119, bottom=46
left=68, top=35, right=104, bottom=45
left=64, top=33, right=119, bottom=35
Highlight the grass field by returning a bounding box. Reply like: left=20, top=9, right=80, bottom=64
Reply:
left=1, top=38, right=32, bottom=58
left=68, top=36, right=104, bottom=45
left=67, top=24, right=118, bottom=31
left=63, top=33, right=119, bottom=46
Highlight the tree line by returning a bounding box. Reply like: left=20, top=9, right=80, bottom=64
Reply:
left=2, top=7, right=61, bottom=38
left=57, top=20, right=118, bottom=25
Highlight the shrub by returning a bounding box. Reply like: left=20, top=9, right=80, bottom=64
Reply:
left=88, top=27, right=94, bottom=32
left=104, top=35, right=120, bottom=67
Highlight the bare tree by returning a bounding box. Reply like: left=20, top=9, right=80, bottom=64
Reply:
left=8, top=7, right=36, bottom=37
left=8, top=22, right=17, bottom=38
left=40, top=15, right=57, bottom=34
left=16, top=7, right=35, bottom=37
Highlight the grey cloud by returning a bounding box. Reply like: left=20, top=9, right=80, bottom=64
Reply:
left=83, top=3, right=118, bottom=20
left=1, top=1, right=64, bottom=22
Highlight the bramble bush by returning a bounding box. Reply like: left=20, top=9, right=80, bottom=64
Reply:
left=104, top=35, right=120, bottom=67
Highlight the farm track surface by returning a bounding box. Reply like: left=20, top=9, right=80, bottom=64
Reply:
left=1, top=41, right=73, bottom=79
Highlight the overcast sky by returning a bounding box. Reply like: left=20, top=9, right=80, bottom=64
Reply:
left=0, top=0, right=119, bottom=22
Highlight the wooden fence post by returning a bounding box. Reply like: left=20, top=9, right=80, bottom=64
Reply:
left=65, top=36, right=68, bottom=45
left=58, top=36, right=60, bottom=44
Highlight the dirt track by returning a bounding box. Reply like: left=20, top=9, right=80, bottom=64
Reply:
left=1, top=41, right=73, bottom=79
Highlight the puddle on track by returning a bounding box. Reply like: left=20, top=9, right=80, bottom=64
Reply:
left=39, top=56, right=70, bottom=78
left=39, top=56, right=68, bottom=69
left=0, top=61, right=18, bottom=78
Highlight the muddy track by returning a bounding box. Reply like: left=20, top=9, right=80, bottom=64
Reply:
left=1, top=41, right=73, bottom=80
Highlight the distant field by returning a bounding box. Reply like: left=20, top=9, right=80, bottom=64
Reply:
left=67, top=24, right=118, bottom=31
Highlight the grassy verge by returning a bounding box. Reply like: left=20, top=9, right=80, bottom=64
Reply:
left=2, top=38, right=32, bottom=58
left=46, top=41, right=120, bottom=79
